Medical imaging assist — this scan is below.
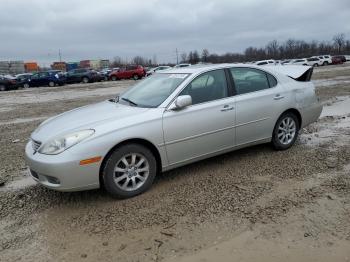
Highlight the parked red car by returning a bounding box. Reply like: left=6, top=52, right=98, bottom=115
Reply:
left=332, top=56, right=344, bottom=65
left=109, top=65, right=146, bottom=81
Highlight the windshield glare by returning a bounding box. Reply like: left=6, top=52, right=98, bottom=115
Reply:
left=119, top=73, right=189, bottom=108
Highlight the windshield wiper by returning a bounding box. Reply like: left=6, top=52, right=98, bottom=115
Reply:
left=121, top=97, right=138, bottom=106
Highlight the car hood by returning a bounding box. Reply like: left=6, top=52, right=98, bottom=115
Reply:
left=31, top=100, right=149, bottom=142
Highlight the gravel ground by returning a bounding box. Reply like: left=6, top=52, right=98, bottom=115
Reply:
left=0, top=65, right=350, bottom=261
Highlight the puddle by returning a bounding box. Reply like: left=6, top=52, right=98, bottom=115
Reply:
left=301, top=96, right=350, bottom=147
left=321, top=96, right=350, bottom=117
left=0, top=170, right=37, bottom=192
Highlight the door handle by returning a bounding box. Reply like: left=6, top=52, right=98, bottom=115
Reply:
left=274, top=94, right=285, bottom=100
left=221, top=105, right=234, bottom=112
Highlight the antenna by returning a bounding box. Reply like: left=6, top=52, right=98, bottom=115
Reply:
left=59, top=49, right=62, bottom=62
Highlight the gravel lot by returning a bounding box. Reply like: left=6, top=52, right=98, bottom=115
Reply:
left=1, top=65, right=350, bottom=261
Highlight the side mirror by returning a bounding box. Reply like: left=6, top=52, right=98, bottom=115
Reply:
left=170, top=95, right=192, bottom=110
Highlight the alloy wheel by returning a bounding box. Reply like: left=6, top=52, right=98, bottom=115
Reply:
left=113, top=153, right=150, bottom=192
left=277, top=116, right=296, bottom=145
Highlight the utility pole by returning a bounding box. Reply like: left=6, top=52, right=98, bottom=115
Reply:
left=175, top=48, right=179, bottom=64
left=58, top=49, right=62, bottom=62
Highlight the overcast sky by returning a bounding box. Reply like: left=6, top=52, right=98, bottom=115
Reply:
left=1, top=0, right=349, bottom=65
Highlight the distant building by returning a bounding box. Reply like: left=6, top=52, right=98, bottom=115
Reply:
left=51, top=62, right=66, bottom=71
left=0, top=61, right=25, bottom=75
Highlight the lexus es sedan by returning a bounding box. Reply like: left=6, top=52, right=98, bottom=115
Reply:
left=25, top=64, right=322, bottom=198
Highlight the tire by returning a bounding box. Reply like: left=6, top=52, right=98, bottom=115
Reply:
left=48, top=81, right=55, bottom=87
left=0, top=85, right=6, bottom=91
left=133, top=74, right=139, bottom=80
left=272, top=112, right=299, bottom=150
left=111, top=76, right=117, bottom=81
left=23, top=83, right=30, bottom=89
left=82, top=77, right=89, bottom=84
left=102, top=144, right=157, bottom=198
left=313, top=63, right=318, bottom=67
left=323, top=61, right=329, bottom=66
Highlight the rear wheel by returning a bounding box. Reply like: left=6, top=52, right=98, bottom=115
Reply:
left=82, top=77, right=89, bottom=83
left=323, top=61, right=329, bottom=66
left=0, top=85, right=6, bottom=91
left=313, top=63, right=318, bottom=67
left=111, top=76, right=117, bottom=81
left=133, top=74, right=139, bottom=80
left=272, top=112, right=299, bottom=150
left=102, top=144, right=157, bottom=198
left=48, top=81, right=55, bottom=87
left=23, top=83, right=30, bottom=88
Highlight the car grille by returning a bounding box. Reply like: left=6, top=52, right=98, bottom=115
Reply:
left=32, top=139, right=42, bottom=152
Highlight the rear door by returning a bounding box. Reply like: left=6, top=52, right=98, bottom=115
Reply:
left=229, top=67, right=286, bottom=146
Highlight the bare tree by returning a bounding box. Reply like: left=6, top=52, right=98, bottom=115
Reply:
left=333, top=33, right=346, bottom=53
left=201, top=49, right=210, bottom=62
left=180, top=52, right=187, bottom=63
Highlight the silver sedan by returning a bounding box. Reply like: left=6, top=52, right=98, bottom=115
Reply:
left=25, top=64, right=322, bottom=198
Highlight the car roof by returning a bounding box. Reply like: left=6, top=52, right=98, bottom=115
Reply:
left=158, top=63, right=271, bottom=74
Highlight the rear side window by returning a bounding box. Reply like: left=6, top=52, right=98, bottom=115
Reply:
left=257, top=62, right=268, bottom=65
left=267, top=74, right=277, bottom=87
left=230, top=68, right=272, bottom=95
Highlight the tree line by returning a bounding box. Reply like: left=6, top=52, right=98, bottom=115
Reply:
left=111, top=33, right=350, bottom=67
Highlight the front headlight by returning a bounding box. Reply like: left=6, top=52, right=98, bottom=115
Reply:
left=38, top=129, right=95, bottom=155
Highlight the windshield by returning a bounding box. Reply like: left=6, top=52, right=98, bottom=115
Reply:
left=119, top=73, right=189, bottom=108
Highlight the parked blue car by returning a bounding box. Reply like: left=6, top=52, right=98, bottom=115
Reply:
left=22, top=71, right=66, bottom=88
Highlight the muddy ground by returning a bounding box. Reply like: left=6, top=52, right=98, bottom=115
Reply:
left=0, top=64, right=350, bottom=262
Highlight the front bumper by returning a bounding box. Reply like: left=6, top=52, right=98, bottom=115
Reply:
left=25, top=142, right=100, bottom=192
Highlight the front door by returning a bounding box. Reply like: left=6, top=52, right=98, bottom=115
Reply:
left=162, top=69, right=235, bottom=166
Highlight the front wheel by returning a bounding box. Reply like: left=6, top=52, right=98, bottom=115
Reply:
left=82, top=77, right=89, bottom=83
left=48, top=81, right=55, bottom=87
left=133, top=74, right=139, bottom=80
left=23, top=83, right=30, bottom=88
left=111, top=76, right=117, bottom=81
left=102, top=144, right=157, bottom=198
left=272, top=113, right=299, bottom=150
left=0, top=85, right=6, bottom=91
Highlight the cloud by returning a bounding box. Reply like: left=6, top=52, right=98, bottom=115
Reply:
left=0, top=0, right=349, bottom=64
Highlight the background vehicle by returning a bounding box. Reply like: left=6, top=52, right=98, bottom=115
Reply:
left=66, top=68, right=103, bottom=84
left=0, top=76, right=18, bottom=91
left=332, top=56, right=344, bottom=65
left=109, top=65, right=145, bottom=80
left=254, top=60, right=276, bottom=66
left=99, top=68, right=112, bottom=80
left=23, top=71, right=65, bottom=88
left=174, top=63, right=191, bottom=68
left=306, top=57, right=322, bottom=67
left=26, top=64, right=321, bottom=198
left=14, top=73, right=33, bottom=87
left=146, top=66, right=171, bottom=76
left=292, top=59, right=308, bottom=66
left=344, top=55, right=350, bottom=61
left=332, top=55, right=346, bottom=63
left=315, top=55, right=332, bottom=65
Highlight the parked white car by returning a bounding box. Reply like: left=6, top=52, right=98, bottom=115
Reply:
left=25, top=64, right=322, bottom=198
left=146, top=66, right=171, bottom=76
left=315, top=55, right=332, bottom=66
left=174, top=63, right=191, bottom=68
left=254, top=60, right=276, bottom=66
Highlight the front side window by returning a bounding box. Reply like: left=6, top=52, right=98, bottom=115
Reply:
left=230, top=68, right=272, bottom=95
left=179, top=69, right=228, bottom=105
left=119, top=73, right=189, bottom=108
